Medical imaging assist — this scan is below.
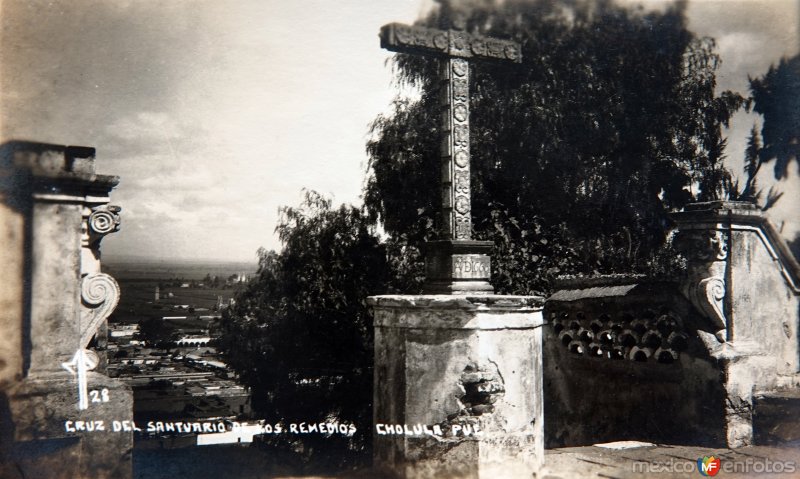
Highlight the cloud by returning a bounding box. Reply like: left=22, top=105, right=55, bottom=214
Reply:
left=0, top=1, right=210, bottom=143
left=6, top=0, right=796, bottom=261
left=687, top=0, right=799, bottom=93
left=714, top=31, right=772, bottom=92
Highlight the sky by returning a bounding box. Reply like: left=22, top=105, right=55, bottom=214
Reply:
left=1, top=0, right=798, bottom=263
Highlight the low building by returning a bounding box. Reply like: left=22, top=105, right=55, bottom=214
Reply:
left=110, top=324, right=140, bottom=338
left=176, top=336, right=212, bottom=346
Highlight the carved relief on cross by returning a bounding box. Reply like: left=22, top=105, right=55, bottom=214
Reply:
left=380, top=19, right=521, bottom=242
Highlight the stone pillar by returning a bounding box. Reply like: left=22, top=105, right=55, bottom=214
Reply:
left=0, top=141, right=133, bottom=479
left=671, top=201, right=800, bottom=448
left=370, top=295, right=544, bottom=478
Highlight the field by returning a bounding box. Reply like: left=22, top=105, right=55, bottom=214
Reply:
left=103, top=258, right=258, bottom=281
left=105, top=260, right=255, bottom=325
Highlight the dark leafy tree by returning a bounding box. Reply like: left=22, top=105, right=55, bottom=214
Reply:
left=741, top=125, right=763, bottom=200
left=217, top=190, right=388, bottom=470
left=730, top=124, right=783, bottom=211
left=749, top=55, right=800, bottom=179
left=137, top=318, right=176, bottom=347
left=366, top=0, right=744, bottom=294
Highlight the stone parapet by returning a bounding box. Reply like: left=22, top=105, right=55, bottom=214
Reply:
left=670, top=200, right=800, bottom=447
left=0, top=141, right=132, bottom=478
left=370, top=294, right=544, bottom=478
left=542, top=201, right=800, bottom=451
left=544, top=280, right=727, bottom=448
left=671, top=200, right=800, bottom=294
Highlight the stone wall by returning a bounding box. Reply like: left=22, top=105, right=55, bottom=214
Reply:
left=0, top=141, right=133, bottom=479
left=544, top=201, right=800, bottom=449
left=672, top=201, right=800, bottom=447
left=543, top=279, right=727, bottom=448
left=370, top=294, right=544, bottom=478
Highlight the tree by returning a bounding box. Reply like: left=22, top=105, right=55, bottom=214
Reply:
left=749, top=55, right=800, bottom=179
left=728, top=124, right=782, bottom=211
left=218, top=190, right=388, bottom=469
left=365, top=0, right=743, bottom=294
left=137, top=318, right=176, bottom=348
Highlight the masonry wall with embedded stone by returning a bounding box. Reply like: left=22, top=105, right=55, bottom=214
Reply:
left=370, top=295, right=544, bottom=479
left=0, top=142, right=132, bottom=479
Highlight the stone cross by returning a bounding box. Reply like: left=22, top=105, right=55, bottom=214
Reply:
left=380, top=7, right=521, bottom=294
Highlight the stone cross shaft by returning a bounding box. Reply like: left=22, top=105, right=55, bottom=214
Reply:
left=380, top=23, right=521, bottom=241
left=380, top=21, right=521, bottom=294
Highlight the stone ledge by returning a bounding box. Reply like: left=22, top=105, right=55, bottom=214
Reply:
left=368, top=294, right=544, bottom=310
left=554, top=274, right=648, bottom=289
left=670, top=200, right=800, bottom=293
left=370, top=295, right=544, bottom=330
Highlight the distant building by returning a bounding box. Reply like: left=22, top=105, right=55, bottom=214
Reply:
left=109, top=324, right=139, bottom=338
left=177, top=336, right=212, bottom=347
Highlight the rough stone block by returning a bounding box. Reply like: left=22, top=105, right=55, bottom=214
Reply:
left=1, top=373, right=133, bottom=479
left=370, top=294, right=544, bottom=478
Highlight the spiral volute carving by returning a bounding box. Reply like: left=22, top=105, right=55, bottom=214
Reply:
left=80, top=272, right=120, bottom=348
left=88, top=207, right=120, bottom=235
left=81, top=272, right=118, bottom=307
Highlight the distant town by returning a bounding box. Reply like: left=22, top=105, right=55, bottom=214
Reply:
left=103, top=260, right=258, bottom=448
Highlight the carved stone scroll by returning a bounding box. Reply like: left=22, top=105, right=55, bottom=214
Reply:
left=86, top=204, right=121, bottom=246
left=689, top=276, right=727, bottom=335
left=79, top=272, right=121, bottom=349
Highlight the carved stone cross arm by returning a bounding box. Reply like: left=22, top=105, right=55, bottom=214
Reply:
left=380, top=23, right=522, bottom=63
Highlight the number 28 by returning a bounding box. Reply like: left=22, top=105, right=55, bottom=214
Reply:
left=89, top=388, right=110, bottom=403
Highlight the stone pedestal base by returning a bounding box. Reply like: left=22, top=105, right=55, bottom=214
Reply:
left=423, top=240, right=494, bottom=294
left=0, top=372, right=134, bottom=479
left=369, top=295, right=545, bottom=478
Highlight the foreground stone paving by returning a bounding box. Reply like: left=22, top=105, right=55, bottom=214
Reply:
left=542, top=444, right=800, bottom=479
left=132, top=443, right=800, bottom=478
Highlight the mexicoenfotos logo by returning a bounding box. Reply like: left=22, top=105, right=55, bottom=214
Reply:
left=697, top=456, right=721, bottom=476
left=634, top=455, right=796, bottom=474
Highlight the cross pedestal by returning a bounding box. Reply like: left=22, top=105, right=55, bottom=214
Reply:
left=372, top=13, right=544, bottom=477
left=369, top=295, right=545, bottom=478
left=424, top=240, right=494, bottom=294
